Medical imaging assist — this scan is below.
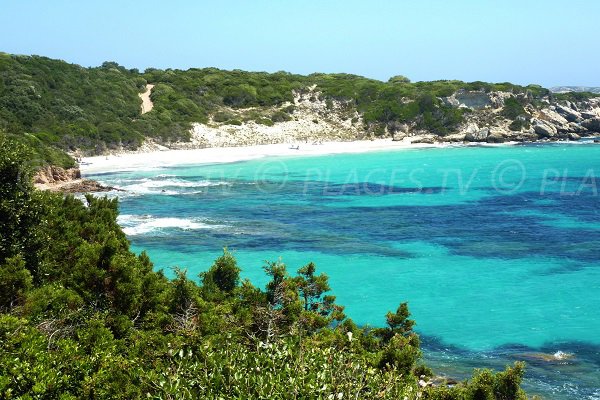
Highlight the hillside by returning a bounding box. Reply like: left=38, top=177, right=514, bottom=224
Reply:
left=1, top=52, right=600, bottom=165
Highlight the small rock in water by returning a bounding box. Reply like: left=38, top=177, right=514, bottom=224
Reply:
left=552, top=350, right=574, bottom=360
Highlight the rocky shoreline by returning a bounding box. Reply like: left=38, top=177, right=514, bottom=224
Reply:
left=89, top=88, right=600, bottom=156
left=34, top=165, right=117, bottom=193
left=389, top=91, right=600, bottom=145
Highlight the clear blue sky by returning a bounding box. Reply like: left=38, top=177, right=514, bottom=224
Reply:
left=1, top=0, right=598, bottom=87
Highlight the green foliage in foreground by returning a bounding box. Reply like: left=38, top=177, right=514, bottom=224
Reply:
left=0, top=138, right=527, bottom=399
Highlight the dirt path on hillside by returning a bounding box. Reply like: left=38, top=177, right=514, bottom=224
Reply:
left=139, top=84, right=155, bottom=114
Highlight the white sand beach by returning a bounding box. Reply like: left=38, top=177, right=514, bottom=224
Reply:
left=79, top=139, right=451, bottom=175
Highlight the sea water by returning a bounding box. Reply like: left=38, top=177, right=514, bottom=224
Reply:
left=88, top=143, right=600, bottom=399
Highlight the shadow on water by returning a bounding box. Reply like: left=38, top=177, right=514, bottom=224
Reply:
left=102, top=147, right=600, bottom=399
left=120, top=178, right=600, bottom=265
left=421, top=335, right=600, bottom=399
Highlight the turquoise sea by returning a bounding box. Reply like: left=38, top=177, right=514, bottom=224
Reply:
left=88, top=143, right=600, bottom=399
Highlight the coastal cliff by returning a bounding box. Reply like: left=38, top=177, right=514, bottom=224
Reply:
left=34, top=165, right=114, bottom=192
left=164, top=89, right=600, bottom=149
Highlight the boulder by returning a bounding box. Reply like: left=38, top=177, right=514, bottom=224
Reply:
left=392, top=132, right=406, bottom=141
left=465, top=127, right=489, bottom=142
left=486, top=127, right=509, bottom=143
left=442, top=96, right=460, bottom=107
left=568, top=132, right=581, bottom=141
left=532, top=119, right=558, bottom=138
left=582, top=117, right=600, bottom=133
left=489, top=126, right=508, bottom=136
left=566, top=101, right=579, bottom=111
left=540, top=109, right=569, bottom=126
left=555, top=104, right=582, bottom=122
left=461, top=123, right=479, bottom=135
left=411, top=135, right=436, bottom=144
left=557, top=123, right=577, bottom=133
left=514, top=132, right=539, bottom=142
left=581, top=111, right=599, bottom=119
left=486, top=133, right=506, bottom=143
left=444, top=133, right=466, bottom=142
left=567, top=122, right=585, bottom=133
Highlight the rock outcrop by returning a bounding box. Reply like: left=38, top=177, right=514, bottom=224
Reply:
left=56, top=179, right=118, bottom=194
left=582, top=118, right=600, bottom=133
left=532, top=119, right=558, bottom=138
left=34, top=166, right=81, bottom=184
left=34, top=166, right=116, bottom=193
left=555, top=104, right=581, bottom=122
left=465, top=127, right=489, bottom=142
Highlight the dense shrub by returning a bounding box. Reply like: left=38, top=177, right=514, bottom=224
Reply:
left=502, top=97, right=527, bottom=120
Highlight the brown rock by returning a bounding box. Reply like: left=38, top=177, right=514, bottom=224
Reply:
left=532, top=119, right=558, bottom=138
left=465, top=128, right=489, bottom=142
left=56, top=179, right=121, bottom=194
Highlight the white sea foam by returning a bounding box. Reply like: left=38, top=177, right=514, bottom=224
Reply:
left=111, top=177, right=231, bottom=195
left=552, top=350, right=574, bottom=360
left=115, top=176, right=229, bottom=194
left=117, top=214, right=225, bottom=236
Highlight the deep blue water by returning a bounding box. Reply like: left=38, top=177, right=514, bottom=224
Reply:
left=88, top=143, right=600, bottom=399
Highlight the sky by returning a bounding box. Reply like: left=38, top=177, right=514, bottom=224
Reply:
left=1, top=0, right=598, bottom=87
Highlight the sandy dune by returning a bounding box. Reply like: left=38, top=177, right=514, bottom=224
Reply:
left=139, top=84, right=155, bottom=114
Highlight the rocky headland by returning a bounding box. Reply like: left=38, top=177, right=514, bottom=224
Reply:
left=131, top=87, right=600, bottom=151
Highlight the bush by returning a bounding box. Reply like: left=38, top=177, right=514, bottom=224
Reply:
left=255, top=117, right=274, bottom=126
left=213, top=111, right=235, bottom=122
left=271, top=110, right=293, bottom=122
left=502, top=97, right=527, bottom=120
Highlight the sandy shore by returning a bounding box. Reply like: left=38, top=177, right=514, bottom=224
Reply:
left=80, top=139, right=455, bottom=175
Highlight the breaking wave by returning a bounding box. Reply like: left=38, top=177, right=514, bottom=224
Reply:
left=117, top=214, right=226, bottom=236
left=106, top=177, right=231, bottom=196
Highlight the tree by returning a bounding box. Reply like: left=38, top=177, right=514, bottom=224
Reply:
left=388, top=75, right=411, bottom=84
left=201, top=248, right=241, bottom=295
left=0, top=255, right=32, bottom=309
left=0, top=135, right=46, bottom=281
left=296, top=262, right=330, bottom=311
left=376, top=302, right=416, bottom=343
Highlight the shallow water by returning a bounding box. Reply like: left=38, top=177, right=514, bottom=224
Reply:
left=89, top=143, right=600, bottom=399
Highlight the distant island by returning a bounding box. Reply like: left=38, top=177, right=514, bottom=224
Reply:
left=550, top=86, right=600, bottom=94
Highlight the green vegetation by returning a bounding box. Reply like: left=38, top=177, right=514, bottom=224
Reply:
left=502, top=97, right=531, bottom=132
left=0, top=135, right=528, bottom=398
left=1, top=52, right=558, bottom=159
left=553, top=91, right=600, bottom=102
